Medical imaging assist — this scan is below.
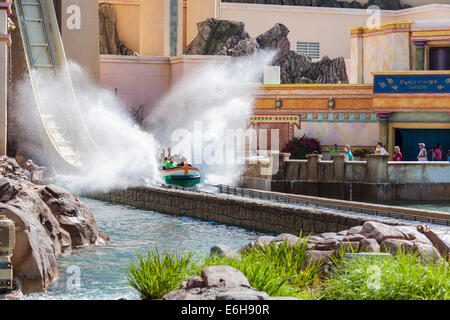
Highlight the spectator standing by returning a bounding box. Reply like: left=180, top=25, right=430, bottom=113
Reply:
left=330, top=144, right=339, bottom=156
left=417, top=143, right=428, bottom=162
left=375, top=141, right=389, bottom=156
left=392, top=146, right=402, bottom=161
left=447, top=150, right=450, bottom=162
left=434, top=144, right=442, bottom=161
left=344, top=145, right=354, bottom=161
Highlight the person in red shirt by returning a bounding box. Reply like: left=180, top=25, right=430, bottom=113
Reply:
left=392, top=146, right=402, bottom=161
left=434, top=144, right=442, bottom=161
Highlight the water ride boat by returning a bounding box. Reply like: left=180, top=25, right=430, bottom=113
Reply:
left=160, top=162, right=201, bottom=187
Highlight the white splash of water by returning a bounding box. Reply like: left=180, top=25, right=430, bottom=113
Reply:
left=145, top=51, right=275, bottom=186
left=56, top=63, right=162, bottom=193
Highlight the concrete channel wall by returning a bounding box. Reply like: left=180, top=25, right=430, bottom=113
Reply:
left=90, top=186, right=408, bottom=235
left=244, top=153, right=450, bottom=202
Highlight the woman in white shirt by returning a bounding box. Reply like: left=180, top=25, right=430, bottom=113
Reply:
left=375, top=141, right=389, bottom=156
left=417, top=143, right=428, bottom=162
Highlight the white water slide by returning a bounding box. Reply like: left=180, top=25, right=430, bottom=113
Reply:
left=14, top=0, right=99, bottom=171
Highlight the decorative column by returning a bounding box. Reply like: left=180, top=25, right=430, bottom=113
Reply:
left=377, top=113, right=391, bottom=153
left=413, top=41, right=427, bottom=71
left=350, top=27, right=363, bottom=84
left=0, top=1, right=11, bottom=156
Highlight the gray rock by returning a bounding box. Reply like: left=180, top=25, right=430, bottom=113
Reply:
left=210, top=244, right=238, bottom=258
left=380, top=239, right=414, bottom=255
left=256, top=23, right=290, bottom=53
left=359, top=238, right=380, bottom=252
left=306, top=250, right=334, bottom=265
left=360, top=221, right=405, bottom=244
left=346, top=226, right=363, bottom=236
left=99, top=3, right=135, bottom=55
left=343, top=234, right=366, bottom=242
left=256, top=235, right=276, bottom=248
left=270, top=233, right=299, bottom=246
left=413, top=243, right=444, bottom=264
left=163, top=266, right=271, bottom=300
left=316, top=238, right=339, bottom=251
left=338, top=241, right=360, bottom=253
left=395, top=226, right=431, bottom=245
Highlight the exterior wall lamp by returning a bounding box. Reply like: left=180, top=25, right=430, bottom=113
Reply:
left=275, top=98, right=283, bottom=109
left=328, top=98, right=335, bottom=109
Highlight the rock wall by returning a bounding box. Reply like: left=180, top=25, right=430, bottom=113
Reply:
left=221, top=0, right=408, bottom=10
left=91, top=186, right=409, bottom=237
left=184, top=19, right=348, bottom=84
left=0, top=157, right=108, bottom=294
left=99, top=3, right=136, bottom=56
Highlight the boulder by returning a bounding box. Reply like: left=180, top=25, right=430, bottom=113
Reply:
left=338, top=241, right=360, bottom=253
left=99, top=3, right=135, bottom=55
left=413, top=243, right=444, bottom=264
left=270, top=233, right=299, bottom=246
left=163, top=266, right=270, bottom=300
left=380, top=239, right=414, bottom=255
left=359, top=238, right=380, bottom=252
left=210, top=244, right=238, bottom=258
left=0, top=203, right=58, bottom=294
left=38, top=185, right=100, bottom=247
left=343, top=234, right=366, bottom=242
left=256, top=23, right=290, bottom=53
left=346, top=226, right=363, bottom=236
left=0, top=178, right=19, bottom=202
left=315, top=238, right=339, bottom=251
left=184, top=18, right=250, bottom=55
left=305, top=250, right=334, bottom=265
left=359, top=221, right=405, bottom=244
left=305, top=56, right=349, bottom=84
left=227, top=38, right=260, bottom=57
left=395, top=226, right=431, bottom=245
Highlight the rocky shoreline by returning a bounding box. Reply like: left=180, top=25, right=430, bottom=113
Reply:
left=162, top=221, right=449, bottom=300
left=0, top=156, right=108, bottom=295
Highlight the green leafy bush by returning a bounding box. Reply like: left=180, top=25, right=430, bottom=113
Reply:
left=322, top=252, right=449, bottom=300
left=203, top=236, right=323, bottom=298
left=127, top=249, right=193, bottom=300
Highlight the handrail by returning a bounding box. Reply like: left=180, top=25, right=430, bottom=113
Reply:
left=217, top=184, right=450, bottom=227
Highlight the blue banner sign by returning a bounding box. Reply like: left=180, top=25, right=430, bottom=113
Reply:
left=374, top=74, right=450, bottom=93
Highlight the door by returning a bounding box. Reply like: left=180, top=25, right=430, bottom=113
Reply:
left=395, top=129, right=450, bottom=161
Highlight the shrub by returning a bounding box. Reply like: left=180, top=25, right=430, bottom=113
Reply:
left=127, top=249, right=193, bottom=300
left=203, top=235, right=323, bottom=298
left=283, top=135, right=321, bottom=159
left=321, top=252, right=449, bottom=300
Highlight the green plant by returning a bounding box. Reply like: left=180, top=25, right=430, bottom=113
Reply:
left=203, top=235, right=324, bottom=298
left=127, top=249, right=193, bottom=300
left=321, top=252, right=449, bottom=300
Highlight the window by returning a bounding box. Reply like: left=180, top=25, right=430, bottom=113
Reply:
left=296, top=42, right=320, bottom=59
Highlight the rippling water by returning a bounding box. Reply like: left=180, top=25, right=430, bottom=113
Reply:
left=25, top=198, right=266, bottom=300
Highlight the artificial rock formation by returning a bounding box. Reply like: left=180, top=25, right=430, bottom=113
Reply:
left=221, top=0, right=407, bottom=10
left=0, top=157, right=108, bottom=294
left=99, top=3, right=135, bottom=56
left=164, top=266, right=273, bottom=300
left=184, top=19, right=348, bottom=84
left=236, top=220, right=449, bottom=265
